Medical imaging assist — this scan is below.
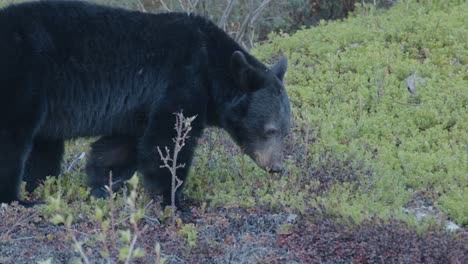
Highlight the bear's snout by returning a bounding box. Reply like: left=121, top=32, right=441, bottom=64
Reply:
left=268, top=163, right=283, bottom=173
left=248, top=139, right=284, bottom=173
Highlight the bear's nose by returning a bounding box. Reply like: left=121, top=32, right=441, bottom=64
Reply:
left=268, top=164, right=283, bottom=173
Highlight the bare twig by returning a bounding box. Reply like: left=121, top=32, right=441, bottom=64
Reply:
left=0, top=212, right=38, bottom=240
left=154, top=242, right=162, bottom=264
left=178, top=0, right=187, bottom=12
left=135, top=0, right=147, bottom=13
left=71, top=232, right=91, bottom=264
left=218, top=0, right=237, bottom=29
left=177, top=0, right=200, bottom=14
left=159, top=0, right=171, bottom=12
left=187, top=0, right=200, bottom=11
left=124, top=177, right=148, bottom=264
left=157, top=112, right=197, bottom=226
left=125, top=225, right=148, bottom=264
left=107, top=172, right=116, bottom=245
left=63, top=227, right=90, bottom=239
left=8, top=236, right=35, bottom=241
left=67, top=152, right=86, bottom=172
left=100, top=171, right=116, bottom=264
left=235, top=0, right=271, bottom=45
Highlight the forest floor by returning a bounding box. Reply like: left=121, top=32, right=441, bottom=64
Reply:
left=1, top=196, right=466, bottom=263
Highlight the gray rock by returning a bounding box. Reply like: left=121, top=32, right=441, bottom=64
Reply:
left=405, top=73, right=425, bottom=95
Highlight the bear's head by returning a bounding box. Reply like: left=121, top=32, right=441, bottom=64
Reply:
left=223, top=51, right=290, bottom=173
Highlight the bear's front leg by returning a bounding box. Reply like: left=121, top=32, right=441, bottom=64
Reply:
left=86, top=136, right=138, bottom=198
left=138, top=110, right=202, bottom=208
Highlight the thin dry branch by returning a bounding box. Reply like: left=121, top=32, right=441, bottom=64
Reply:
left=135, top=0, right=147, bottom=12
left=218, top=0, right=237, bottom=29
left=157, top=112, right=196, bottom=226
left=71, top=232, right=91, bottom=264
left=159, top=0, right=171, bottom=11
left=0, top=212, right=38, bottom=240
left=235, top=0, right=271, bottom=45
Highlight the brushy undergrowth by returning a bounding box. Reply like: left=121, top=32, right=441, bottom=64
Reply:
left=1, top=2, right=465, bottom=263
left=187, top=0, right=467, bottom=226
left=18, top=0, right=466, bottom=229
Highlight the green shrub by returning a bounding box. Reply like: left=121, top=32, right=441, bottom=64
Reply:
left=188, top=1, right=467, bottom=226
left=8, top=0, right=465, bottom=227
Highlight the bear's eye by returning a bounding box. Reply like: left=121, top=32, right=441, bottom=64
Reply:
left=265, top=127, right=278, bottom=136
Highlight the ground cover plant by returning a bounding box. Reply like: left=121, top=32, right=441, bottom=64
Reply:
left=0, top=0, right=467, bottom=263
left=249, top=0, right=467, bottom=226
left=188, top=0, right=468, bottom=227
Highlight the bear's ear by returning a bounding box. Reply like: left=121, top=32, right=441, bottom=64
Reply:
left=271, top=57, right=288, bottom=81
left=230, top=51, right=263, bottom=91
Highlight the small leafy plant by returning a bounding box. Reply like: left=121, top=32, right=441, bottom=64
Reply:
left=45, top=173, right=164, bottom=263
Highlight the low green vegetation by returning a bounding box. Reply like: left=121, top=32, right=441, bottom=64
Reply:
left=1, top=1, right=465, bottom=263
left=188, top=0, right=467, bottom=226
left=24, top=1, right=466, bottom=228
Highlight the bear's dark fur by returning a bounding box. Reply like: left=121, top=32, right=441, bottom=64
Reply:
left=0, top=1, right=290, bottom=206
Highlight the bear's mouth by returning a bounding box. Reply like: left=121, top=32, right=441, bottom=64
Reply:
left=245, top=147, right=284, bottom=173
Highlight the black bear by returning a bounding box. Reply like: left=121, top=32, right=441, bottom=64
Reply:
left=0, top=1, right=290, bottom=206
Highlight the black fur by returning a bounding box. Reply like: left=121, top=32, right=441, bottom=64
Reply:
left=86, top=136, right=138, bottom=197
left=0, top=1, right=290, bottom=206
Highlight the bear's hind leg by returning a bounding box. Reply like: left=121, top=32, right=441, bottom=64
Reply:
left=24, top=138, right=64, bottom=193
left=86, top=136, right=138, bottom=198
left=0, top=129, right=37, bottom=204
